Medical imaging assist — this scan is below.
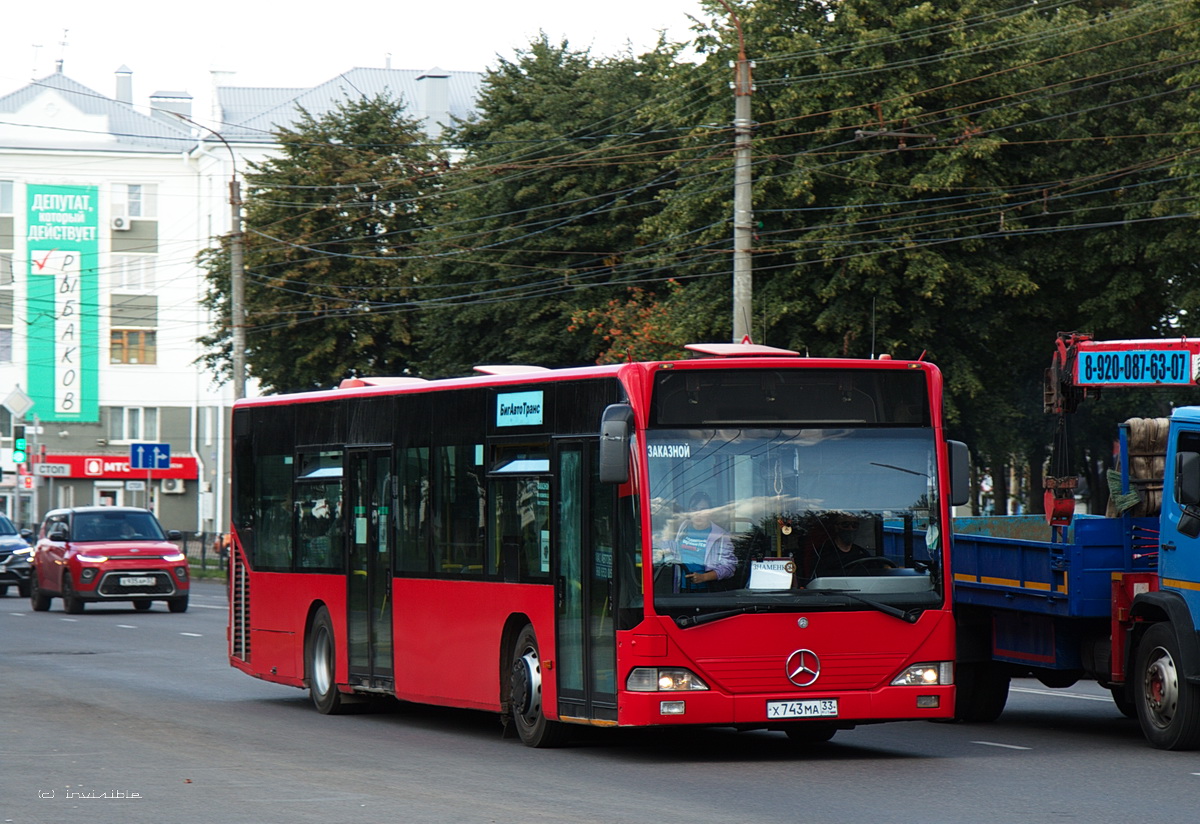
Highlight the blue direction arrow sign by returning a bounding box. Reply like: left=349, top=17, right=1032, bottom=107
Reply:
left=130, top=442, right=171, bottom=470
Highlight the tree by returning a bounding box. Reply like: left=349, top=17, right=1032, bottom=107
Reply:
left=619, top=0, right=1200, bottom=509
left=411, top=36, right=681, bottom=376
left=198, top=94, right=444, bottom=393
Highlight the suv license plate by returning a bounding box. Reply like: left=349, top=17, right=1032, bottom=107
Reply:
left=766, top=699, right=838, bottom=719
left=120, top=576, right=156, bottom=587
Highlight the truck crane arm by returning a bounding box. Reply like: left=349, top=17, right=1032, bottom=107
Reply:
left=1043, top=332, right=1200, bottom=525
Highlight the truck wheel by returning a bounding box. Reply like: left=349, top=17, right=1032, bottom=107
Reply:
left=306, top=607, right=346, bottom=715
left=955, top=662, right=1009, bottom=722
left=509, top=625, right=570, bottom=747
left=1135, top=622, right=1200, bottom=750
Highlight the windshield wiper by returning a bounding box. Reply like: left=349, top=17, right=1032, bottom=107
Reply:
left=805, top=589, right=921, bottom=623
left=673, top=605, right=769, bottom=628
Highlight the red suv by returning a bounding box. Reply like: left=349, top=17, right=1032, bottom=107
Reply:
left=29, top=507, right=190, bottom=613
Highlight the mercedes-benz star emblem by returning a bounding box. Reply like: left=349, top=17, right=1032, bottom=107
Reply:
left=785, top=649, right=821, bottom=687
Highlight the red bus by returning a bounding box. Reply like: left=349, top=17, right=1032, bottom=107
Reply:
left=228, top=343, right=969, bottom=746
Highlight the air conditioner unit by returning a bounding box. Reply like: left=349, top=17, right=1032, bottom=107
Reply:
left=161, top=478, right=185, bottom=495
left=111, top=214, right=132, bottom=231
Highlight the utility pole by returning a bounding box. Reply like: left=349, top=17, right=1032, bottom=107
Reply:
left=174, top=112, right=246, bottom=399
left=717, top=1, right=755, bottom=344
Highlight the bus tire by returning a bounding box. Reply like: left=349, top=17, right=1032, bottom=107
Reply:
left=955, top=662, right=1009, bottom=722
left=783, top=722, right=837, bottom=744
left=510, top=625, right=569, bottom=748
left=1135, top=622, right=1200, bottom=750
left=307, top=607, right=346, bottom=715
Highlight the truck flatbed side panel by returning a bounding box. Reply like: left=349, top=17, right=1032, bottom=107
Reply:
left=949, top=515, right=1158, bottom=618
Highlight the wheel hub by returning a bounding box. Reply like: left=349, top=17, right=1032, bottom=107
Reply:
left=1143, top=647, right=1179, bottom=728
left=512, top=649, right=542, bottom=722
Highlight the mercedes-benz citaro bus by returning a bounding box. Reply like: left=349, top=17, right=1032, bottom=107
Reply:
left=228, top=342, right=968, bottom=746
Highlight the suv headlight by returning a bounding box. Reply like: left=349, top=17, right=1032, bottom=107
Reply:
left=77, top=554, right=109, bottom=563
left=891, top=662, right=953, bottom=686
left=626, top=667, right=709, bottom=692
left=162, top=553, right=186, bottom=562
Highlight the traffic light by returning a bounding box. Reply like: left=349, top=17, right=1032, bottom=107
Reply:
left=11, top=424, right=26, bottom=464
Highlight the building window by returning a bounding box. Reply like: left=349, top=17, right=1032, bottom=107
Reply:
left=110, top=294, right=156, bottom=364
left=114, top=183, right=157, bottom=219
left=0, top=254, right=13, bottom=286
left=108, top=407, right=159, bottom=442
left=0, top=180, right=11, bottom=214
left=111, top=330, right=157, bottom=364
left=112, top=255, right=155, bottom=290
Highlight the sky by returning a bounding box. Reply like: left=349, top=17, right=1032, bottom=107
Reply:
left=0, top=0, right=705, bottom=127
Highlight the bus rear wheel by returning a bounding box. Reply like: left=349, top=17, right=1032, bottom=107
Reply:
left=509, top=625, right=569, bottom=748
left=307, top=607, right=346, bottom=715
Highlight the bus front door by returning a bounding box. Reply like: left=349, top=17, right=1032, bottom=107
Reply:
left=347, top=449, right=394, bottom=691
left=555, top=442, right=617, bottom=724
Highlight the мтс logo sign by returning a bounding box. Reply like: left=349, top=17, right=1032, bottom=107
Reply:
left=84, top=458, right=103, bottom=476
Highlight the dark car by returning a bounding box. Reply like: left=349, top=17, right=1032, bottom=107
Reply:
left=29, top=507, right=189, bottom=613
left=0, top=514, right=34, bottom=597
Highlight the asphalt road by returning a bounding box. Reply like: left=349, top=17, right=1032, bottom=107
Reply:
left=3, top=580, right=1198, bottom=824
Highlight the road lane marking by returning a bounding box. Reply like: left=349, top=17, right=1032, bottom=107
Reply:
left=972, top=741, right=1032, bottom=750
left=180, top=632, right=203, bottom=637
left=117, top=624, right=137, bottom=629
left=190, top=604, right=225, bottom=610
left=60, top=618, right=78, bottom=622
left=1011, top=686, right=1111, bottom=702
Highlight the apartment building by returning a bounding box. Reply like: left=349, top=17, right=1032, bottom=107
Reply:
left=0, top=64, right=481, bottom=534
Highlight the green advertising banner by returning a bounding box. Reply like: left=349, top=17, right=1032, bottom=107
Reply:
left=26, top=184, right=100, bottom=423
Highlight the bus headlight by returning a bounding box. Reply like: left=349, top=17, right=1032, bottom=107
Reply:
left=891, top=662, right=953, bottom=686
left=626, top=667, right=709, bottom=692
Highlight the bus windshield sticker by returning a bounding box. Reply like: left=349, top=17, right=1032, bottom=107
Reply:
left=647, top=443, right=691, bottom=459
left=496, top=391, right=544, bottom=427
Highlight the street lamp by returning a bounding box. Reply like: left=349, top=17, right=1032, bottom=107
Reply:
left=175, top=113, right=247, bottom=400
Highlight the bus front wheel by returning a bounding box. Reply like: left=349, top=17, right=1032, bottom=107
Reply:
left=509, top=625, right=569, bottom=748
left=307, top=607, right=346, bottom=715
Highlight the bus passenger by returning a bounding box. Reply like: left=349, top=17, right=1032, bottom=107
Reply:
left=657, top=491, right=736, bottom=589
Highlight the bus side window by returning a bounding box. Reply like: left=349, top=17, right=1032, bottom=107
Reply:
left=397, top=447, right=430, bottom=573
left=435, top=445, right=485, bottom=574
left=491, top=477, right=550, bottom=581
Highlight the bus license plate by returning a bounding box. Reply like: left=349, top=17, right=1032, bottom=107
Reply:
left=120, top=576, right=155, bottom=587
left=767, top=699, right=838, bottom=719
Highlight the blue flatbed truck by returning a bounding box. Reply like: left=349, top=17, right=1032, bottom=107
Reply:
left=943, top=338, right=1200, bottom=750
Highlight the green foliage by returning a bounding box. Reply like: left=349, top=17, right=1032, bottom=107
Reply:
left=198, top=0, right=1200, bottom=515
left=410, top=36, right=683, bottom=377
left=197, top=94, right=444, bottom=393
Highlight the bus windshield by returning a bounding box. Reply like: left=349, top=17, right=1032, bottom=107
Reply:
left=645, top=427, right=943, bottom=617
